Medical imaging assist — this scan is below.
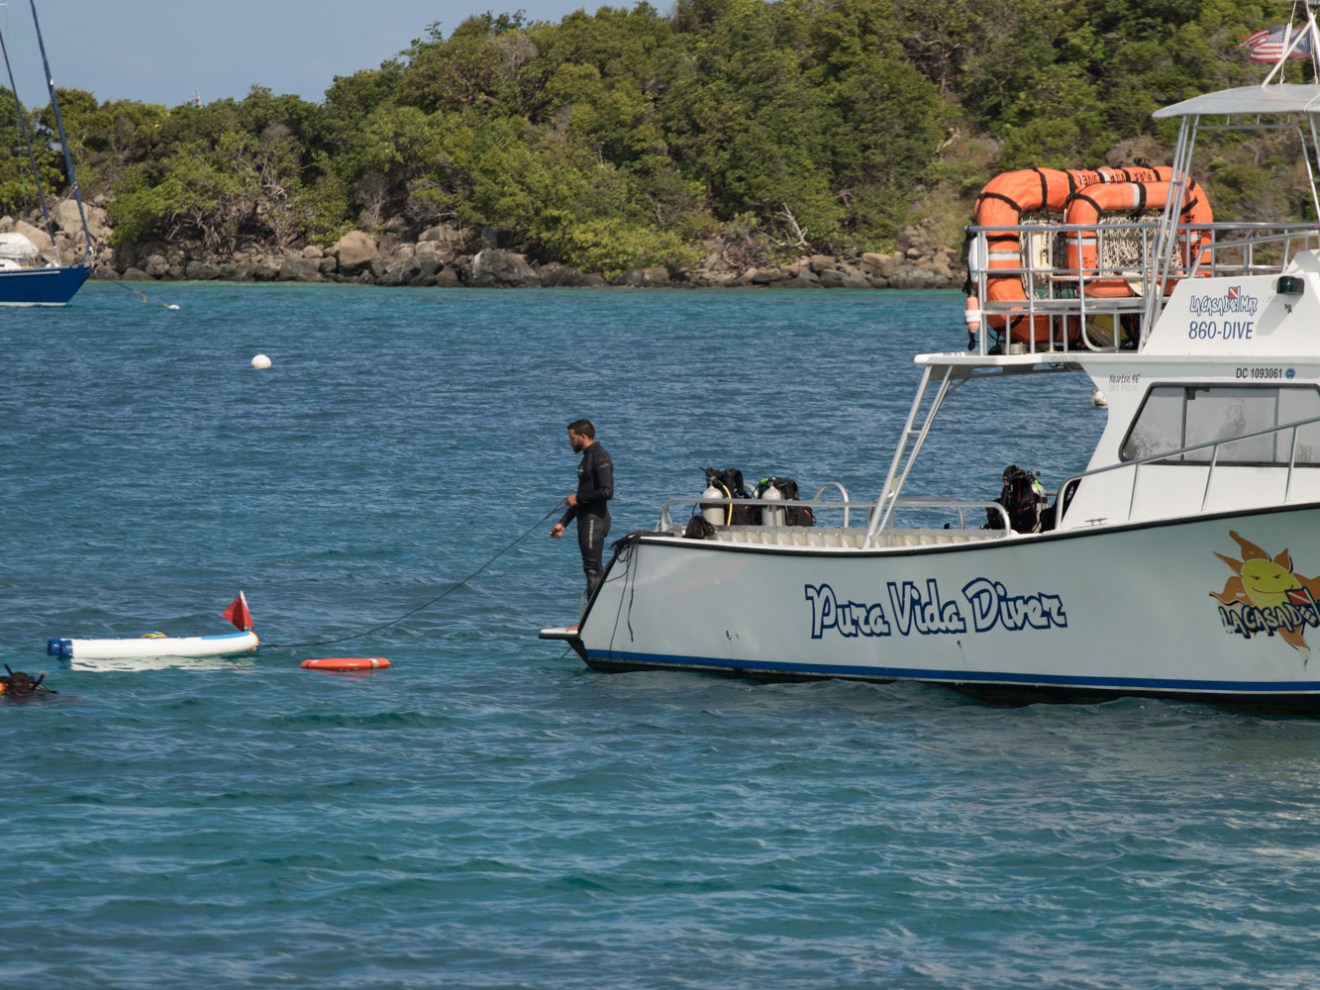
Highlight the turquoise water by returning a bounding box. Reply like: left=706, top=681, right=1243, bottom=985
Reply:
left=4, top=283, right=1320, bottom=989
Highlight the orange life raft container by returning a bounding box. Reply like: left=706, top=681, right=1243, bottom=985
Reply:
left=970, top=165, right=1195, bottom=342
left=1062, top=177, right=1213, bottom=296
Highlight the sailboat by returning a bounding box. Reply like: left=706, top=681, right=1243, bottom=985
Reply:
left=0, top=0, right=92, bottom=305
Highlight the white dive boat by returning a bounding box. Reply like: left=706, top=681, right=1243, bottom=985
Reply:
left=542, top=12, right=1320, bottom=710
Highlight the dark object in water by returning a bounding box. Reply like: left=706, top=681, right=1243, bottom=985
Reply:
left=1, top=664, right=53, bottom=697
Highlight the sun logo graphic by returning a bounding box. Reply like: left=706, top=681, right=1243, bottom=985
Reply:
left=1211, top=530, right=1320, bottom=664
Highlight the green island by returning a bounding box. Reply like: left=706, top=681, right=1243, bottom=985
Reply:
left=0, top=0, right=1304, bottom=287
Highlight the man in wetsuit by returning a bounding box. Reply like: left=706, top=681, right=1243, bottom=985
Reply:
left=549, top=419, right=613, bottom=602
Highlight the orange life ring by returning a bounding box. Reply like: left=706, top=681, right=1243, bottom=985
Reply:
left=300, top=657, right=392, bottom=671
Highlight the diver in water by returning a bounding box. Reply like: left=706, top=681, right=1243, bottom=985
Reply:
left=0, top=665, right=53, bottom=698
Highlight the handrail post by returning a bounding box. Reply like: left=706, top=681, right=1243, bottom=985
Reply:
left=1200, top=444, right=1222, bottom=513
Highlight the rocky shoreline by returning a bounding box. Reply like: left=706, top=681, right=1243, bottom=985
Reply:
left=5, top=197, right=965, bottom=291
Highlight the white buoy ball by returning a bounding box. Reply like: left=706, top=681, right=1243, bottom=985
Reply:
left=1090, top=389, right=1108, bottom=408
left=251, top=354, right=273, bottom=370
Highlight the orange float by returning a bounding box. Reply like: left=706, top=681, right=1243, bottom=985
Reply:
left=300, top=657, right=392, bottom=671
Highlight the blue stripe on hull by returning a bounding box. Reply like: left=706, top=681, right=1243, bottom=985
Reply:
left=0, top=264, right=89, bottom=306
left=585, top=649, right=1320, bottom=697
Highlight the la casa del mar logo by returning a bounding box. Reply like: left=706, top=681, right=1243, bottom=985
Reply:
left=1212, top=530, right=1320, bottom=663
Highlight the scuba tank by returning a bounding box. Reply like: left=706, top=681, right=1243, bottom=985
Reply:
left=701, top=483, right=726, bottom=525
left=759, top=481, right=785, bottom=527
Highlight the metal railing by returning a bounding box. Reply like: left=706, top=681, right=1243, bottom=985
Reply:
left=658, top=493, right=1012, bottom=536
left=1056, top=412, right=1320, bottom=527
left=964, top=220, right=1320, bottom=356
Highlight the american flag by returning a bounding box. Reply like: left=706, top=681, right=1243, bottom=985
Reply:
left=1240, top=24, right=1314, bottom=63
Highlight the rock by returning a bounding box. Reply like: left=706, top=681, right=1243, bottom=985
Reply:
left=419, top=223, right=466, bottom=246
left=377, top=256, right=442, bottom=287
left=120, top=267, right=152, bottom=281
left=406, top=257, right=444, bottom=286
left=418, top=225, right=468, bottom=263
left=930, top=255, right=955, bottom=280
left=434, top=267, right=462, bottom=287
left=539, top=263, right=606, bottom=287
left=781, top=269, right=821, bottom=288
left=689, top=271, right=739, bottom=287
left=889, top=267, right=944, bottom=289
left=15, top=220, right=52, bottom=255
left=185, top=260, right=224, bottom=280
left=251, top=258, right=281, bottom=281
left=616, top=266, right=671, bottom=287
left=376, top=262, right=406, bottom=287
left=333, top=230, right=378, bottom=275
left=835, top=264, right=872, bottom=288
left=858, top=252, right=888, bottom=272
left=54, top=198, right=85, bottom=236
left=278, top=256, right=323, bottom=282
left=469, top=248, right=539, bottom=287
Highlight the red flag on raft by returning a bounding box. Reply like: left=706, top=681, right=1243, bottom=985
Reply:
left=223, top=591, right=253, bottom=631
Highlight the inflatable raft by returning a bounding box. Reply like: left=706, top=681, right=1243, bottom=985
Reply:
left=47, top=629, right=260, bottom=661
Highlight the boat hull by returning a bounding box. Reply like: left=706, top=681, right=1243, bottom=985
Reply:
left=0, top=263, right=90, bottom=306
left=47, top=629, right=259, bottom=661
left=578, top=505, right=1320, bottom=709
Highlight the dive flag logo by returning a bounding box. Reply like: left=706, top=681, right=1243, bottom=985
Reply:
left=1287, top=588, right=1315, bottom=607
left=1227, top=286, right=1240, bottom=300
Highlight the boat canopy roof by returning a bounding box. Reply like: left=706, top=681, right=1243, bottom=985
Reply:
left=1154, top=83, right=1320, bottom=119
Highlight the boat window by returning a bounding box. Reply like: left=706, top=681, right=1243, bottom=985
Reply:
left=1120, top=385, right=1320, bottom=466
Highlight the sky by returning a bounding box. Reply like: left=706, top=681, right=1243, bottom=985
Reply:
left=0, top=1, right=644, bottom=109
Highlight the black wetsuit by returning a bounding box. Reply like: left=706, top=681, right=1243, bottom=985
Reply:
left=559, top=441, right=613, bottom=599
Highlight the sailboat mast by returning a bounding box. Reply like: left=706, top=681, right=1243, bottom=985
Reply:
left=0, top=21, right=55, bottom=240
left=28, top=0, right=91, bottom=261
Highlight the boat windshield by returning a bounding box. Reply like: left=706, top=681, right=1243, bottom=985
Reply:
left=1120, top=384, right=1320, bottom=465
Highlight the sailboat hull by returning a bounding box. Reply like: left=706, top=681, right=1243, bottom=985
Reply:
left=0, top=263, right=90, bottom=306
